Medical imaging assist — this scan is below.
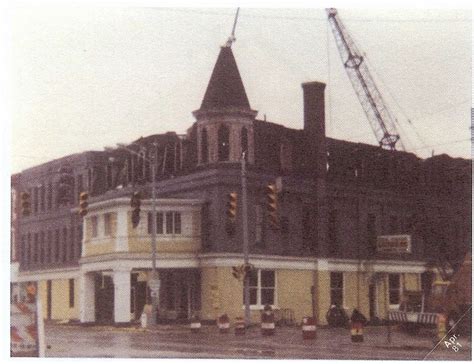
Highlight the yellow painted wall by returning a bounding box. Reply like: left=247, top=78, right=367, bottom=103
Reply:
left=128, top=238, right=200, bottom=254
left=403, top=273, right=420, bottom=291
left=343, top=272, right=370, bottom=319
left=51, top=279, right=79, bottom=320
left=277, top=270, right=313, bottom=324
left=84, top=241, right=115, bottom=256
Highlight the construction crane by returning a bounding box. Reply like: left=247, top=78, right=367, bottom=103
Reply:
left=326, top=8, right=405, bottom=151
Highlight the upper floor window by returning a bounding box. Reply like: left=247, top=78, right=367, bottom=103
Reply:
left=47, top=183, right=53, bottom=210
left=245, top=269, right=275, bottom=307
left=241, top=127, right=248, bottom=158
left=367, top=213, right=377, bottom=254
left=91, top=216, right=98, bottom=238
left=104, top=213, right=112, bottom=236
left=148, top=211, right=180, bottom=235
left=201, top=128, right=209, bottom=164
left=328, top=210, right=338, bottom=254
left=218, top=125, right=230, bottom=162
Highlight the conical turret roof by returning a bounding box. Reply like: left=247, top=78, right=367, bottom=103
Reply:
left=200, top=46, right=251, bottom=111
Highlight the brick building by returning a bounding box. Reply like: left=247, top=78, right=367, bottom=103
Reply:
left=11, top=44, right=471, bottom=325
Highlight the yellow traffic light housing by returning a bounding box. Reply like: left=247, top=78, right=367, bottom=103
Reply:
left=21, top=192, right=31, bottom=217
left=79, top=191, right=89, bottom=217
left=266, top=183, right=279, bottom=229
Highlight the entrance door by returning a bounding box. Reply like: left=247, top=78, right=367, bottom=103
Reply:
left=369, top=283, right=377, bottom=321
left=95, top=274, right=114, bottom=323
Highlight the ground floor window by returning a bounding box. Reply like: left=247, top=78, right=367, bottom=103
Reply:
left=245, top=269, right=275, bottom=308
left=330, top=272, right=343, bottom=306
left=388, top=273, right=401, bottom=305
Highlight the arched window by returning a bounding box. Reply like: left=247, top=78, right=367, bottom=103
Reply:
left=201, top=128, right=208, bottom=164
left=241, top=127, right=248, bottom=160
left=218, top=125, right=230, bottom=161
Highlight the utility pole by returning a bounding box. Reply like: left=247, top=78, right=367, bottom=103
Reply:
left=241, top=152, right=250, bottom=326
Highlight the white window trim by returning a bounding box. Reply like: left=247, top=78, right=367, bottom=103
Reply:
left=149, top=211, right=182, bottom=236
left=242, top=269, right=278, bottom=311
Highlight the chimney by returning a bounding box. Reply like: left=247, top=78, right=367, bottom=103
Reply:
left=302, top=81, right=327, bottom=178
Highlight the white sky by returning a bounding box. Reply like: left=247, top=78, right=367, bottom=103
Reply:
left=7, top=5, right=472, bottom=174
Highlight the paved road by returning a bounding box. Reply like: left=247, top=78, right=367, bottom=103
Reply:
left=44, top=323, right=471, bottom=360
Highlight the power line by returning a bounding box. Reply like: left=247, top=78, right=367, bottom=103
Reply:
left=150, top=8, right=470, bottom=23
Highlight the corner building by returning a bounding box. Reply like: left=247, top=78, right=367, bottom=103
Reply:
left=12, top=44, right=471, bottom=326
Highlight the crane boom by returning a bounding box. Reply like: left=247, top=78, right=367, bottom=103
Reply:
left=326, top=8, right=405, bottom=151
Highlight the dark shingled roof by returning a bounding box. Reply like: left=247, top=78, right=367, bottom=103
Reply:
left=200, top=46, right=251, bottom=110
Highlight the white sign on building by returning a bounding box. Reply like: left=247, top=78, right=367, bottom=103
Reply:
left=376, top=235, right=412, bottom=254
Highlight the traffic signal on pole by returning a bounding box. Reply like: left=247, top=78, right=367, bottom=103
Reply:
left=232, top=266, right=241, bottom=279
left=243, top=263, right=254, bottom=279
left=79, top=191, right=89, bottom=217
left=21, top=192, right=31, bottom=217
left=131, top=191, right=141, bottom=228
left=266, top=183, right=279, bottom=229
left=226, top=192, right=238, bottom=222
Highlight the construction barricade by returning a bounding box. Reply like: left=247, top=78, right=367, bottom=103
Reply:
left=437, top=313, right=447, bottom=341
left=302, top=316, right=317, bottom=340
left=261, top=305, right=275, bottom=336
left=190, top=315, right=201, bottom=333
left=234, top=317, right=246, bottom=336
left=217, top=314, right=230, bottom=334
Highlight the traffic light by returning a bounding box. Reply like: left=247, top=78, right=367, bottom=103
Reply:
left=79, top=191, right=89, bottom=217
left=226, top=192, right=238, bottom=222
left=21, top=192, right=31, bottom=217
left=266, top=183, right=279, bottom=229
left=131, top=191, right=141, bottom=228
left=243, top=263, right=254, bottom=279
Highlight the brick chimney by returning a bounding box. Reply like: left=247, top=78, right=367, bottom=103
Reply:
left=302, top=81, right=327, bottom=178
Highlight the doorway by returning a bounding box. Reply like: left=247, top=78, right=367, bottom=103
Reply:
left=95, top=274, right=114, bottom=324
left=369, top=283, right=377, bottom=321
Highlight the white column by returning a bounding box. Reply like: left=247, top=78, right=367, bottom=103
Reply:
left=116, top=209, right=129, bottom=252
left=113, top=268, right=131, bottom=324
left=79, top=272, right=95, bottom=323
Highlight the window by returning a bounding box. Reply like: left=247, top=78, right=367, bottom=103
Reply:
left=40, top=185, right=45, bottom=211
left=47, top=183, right=53, bottom=210
left=367, top=213, right=376, bottom=254
left=244, top=269, right=275, bottom=307
left=91, top=216, right=98, bottom=238
left=201, top=128, right=208, bottom=163
left=40, top=231, right=45, bottom=264
left=330, top=272, right=343, bottom=306
left=147, top=212, right=164, bottom=234
left=255, top=204, right=264, bottom=245
left=328, top=210, right=338, bottom=254
left=33, top=187, right=38, bottom=213
left=165, top=212, right=181, bottom=234
left=218, top=125, right=230, bottom=162
left=165, top=212, right=173, bottom=234
left=55, top=229, right=60, bottom=262
left=104, top=213, right=112, bottom=236
left=46, top=230, right=52, bottom=263
left=76, top=175, right=83, bottom=202
left=241, top=127, right=248, bottom=158
left=388, top=274, right=401, bottom=305
left=69, top=279, right=75, bottom=308
left=62, top=228, right=68, bottom=262
left=33, top=233, right=38, bottom=263
left=77, top=225, right=83, bottom=258
left=174, top=212, right=181, bottom=234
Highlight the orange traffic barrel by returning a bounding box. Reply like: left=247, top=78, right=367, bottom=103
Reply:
left=302, top=316, right=316, bottom=340
left=234, top=317, right=246, bottom=336
left=218, top=314, right=230, bottom=334
left=261, top=305, right=275, bottom=336
left=190, top=315, right=201, bottom=333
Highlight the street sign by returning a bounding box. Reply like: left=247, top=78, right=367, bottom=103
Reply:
left=377, top=235, right=412, bottom=254
left=148, top=279, right=160, bottom=293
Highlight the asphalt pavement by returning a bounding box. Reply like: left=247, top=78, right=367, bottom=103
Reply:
left=44, top=322, right=471, bottom=360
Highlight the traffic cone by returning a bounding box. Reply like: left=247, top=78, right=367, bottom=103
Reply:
left=302, top=316, right=317, bottom=340
left=234, top=317, right=246, bottom=336
left=350, top=321, right=364, bottom=342
left=190, top=315, right=201, bottom=333
left=217, top=314, right=230, bottom=334
left=261, top=305, right=275, bottom=336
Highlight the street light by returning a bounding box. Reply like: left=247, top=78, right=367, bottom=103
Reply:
left=116, top=142, right=160, bottom=325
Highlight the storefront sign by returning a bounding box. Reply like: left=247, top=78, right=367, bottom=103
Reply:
left=377, top=235, right=412, bottom=254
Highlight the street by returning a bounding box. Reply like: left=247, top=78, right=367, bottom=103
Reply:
left=44, top=323, right=471, bottom=360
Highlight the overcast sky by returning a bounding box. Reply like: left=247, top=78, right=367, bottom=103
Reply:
left=8, top=6, right=472, bottom=174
